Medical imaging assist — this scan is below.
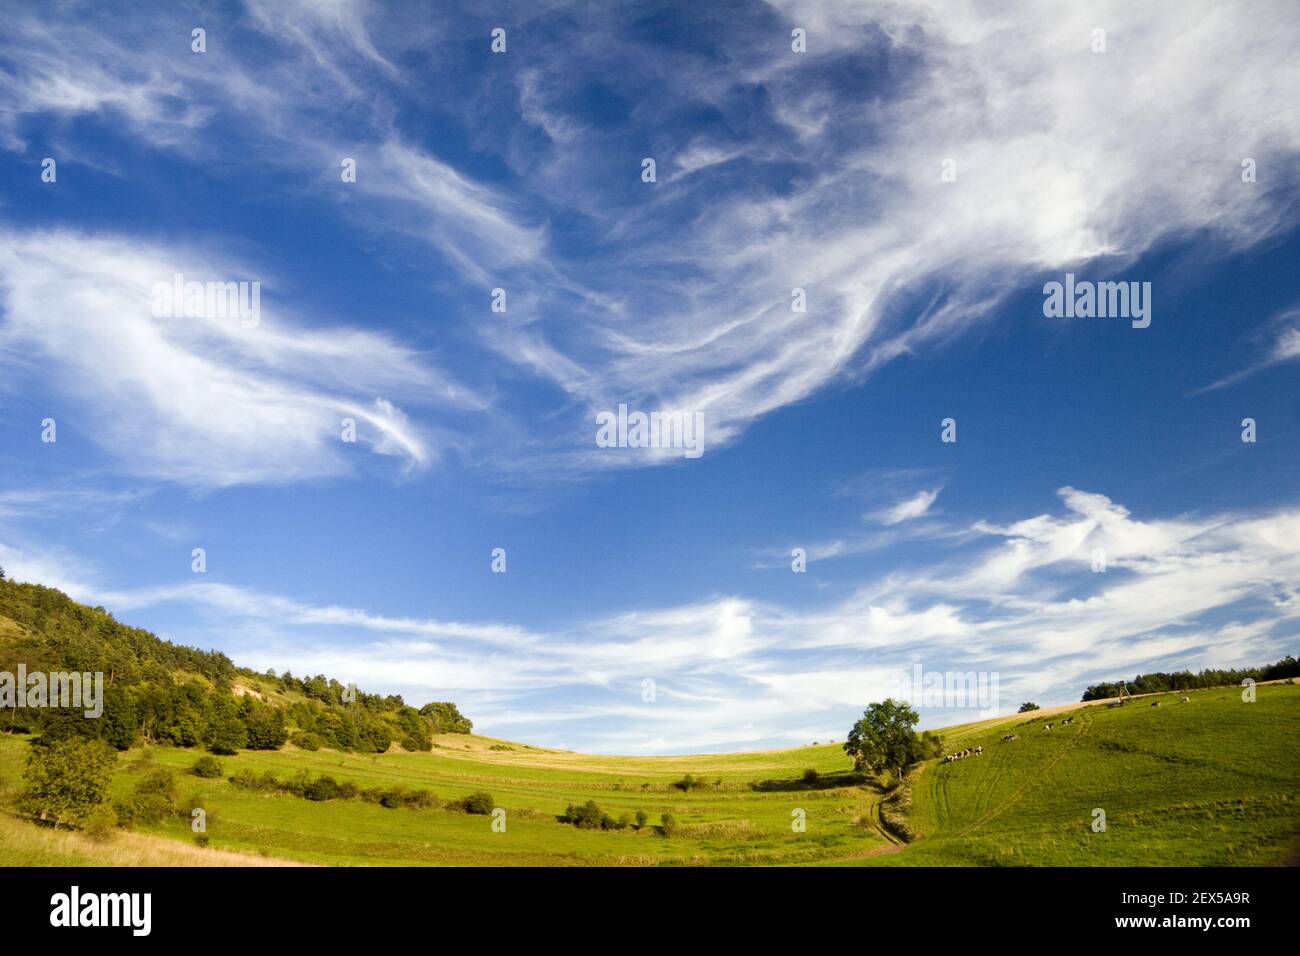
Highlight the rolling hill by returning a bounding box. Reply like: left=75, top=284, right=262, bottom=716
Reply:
left=1, top=682, right=1296, bottom=866
left=1, top=578, right=1296, bottom=866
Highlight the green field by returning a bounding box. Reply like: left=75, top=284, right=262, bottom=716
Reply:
left=2, top=681, right=1296, bottom=866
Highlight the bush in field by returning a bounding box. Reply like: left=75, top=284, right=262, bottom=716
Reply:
left=136, top=767, right=176, bottom=798
left=228, top=768, right=280, bottom=791
left=290, top=731, right=323, bottom=751
left=405, top=789, right=437, bottom=809
left=616, top=812, right=633, bottom=830
left=673, top=773, right=708, bottom=792
left=363, top=786, right=433, bottom=809
left=461, top=791, right=494, bottom=815
left=190, top=756, right=223, bottom=778
left=116, top=768, right=178, bottom=825
left=303, top=775, right=343, bottom=801
left=1018, top=702, right=1041, bottom=713
left=337, top=780, right=360, bottom=799
left=635, top=810, right=648, bottom=829
left=802, top=768, right=820, bottom=786
left=563, top=799, right=604, bottom=829
left=20, top=738, right=116, bottom=828
left=82, top=804, right=119, bottom=842
left=121, top=792, right=173, bottom=825
left=660, top=812, right=680, bottom=836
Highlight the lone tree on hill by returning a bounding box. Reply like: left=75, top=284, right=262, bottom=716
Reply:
left=843, top=699, right=923, bottom=779
left=1018, top=702, right=1041, bottom=713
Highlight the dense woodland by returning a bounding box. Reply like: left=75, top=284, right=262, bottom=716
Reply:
left=0, top=578, right=471, bottom=754
left=1081, top=655, right=1300, bottom=700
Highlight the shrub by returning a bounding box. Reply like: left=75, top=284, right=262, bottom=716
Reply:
left=228, top=768, right=280, bottom=791
left=290, top=731, right=323, bottom=751
left=82, top=804, right=118, bottom=842
left=1018, top=702, right=1041, bottom=713
left=802, top=768, right=820, bottom=786
left=673, top=773, right=708, bottom=792
left=616, top=812, right=633, bottom=830
left=563, top=799, right=604, bottom=829
left=461, top=791, right=494, bottom=815
left=406, top=789, right=437, bottom=809
left=123, top=792, right=173, bottom=825
left=635, top=810, right=648, bottom=829
left=135, top=767, right=176, bottom=798
left=117, top=769, right=177, bottom=828
left=660, top=812, right=679, bottom=836
left=337, top=780, right=360, bottom=799
left=303, top=775, right=343, bottom=801
left=190, top=756, right=223, bottom=778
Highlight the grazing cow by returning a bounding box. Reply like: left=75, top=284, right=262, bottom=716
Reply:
left=974, top=746, right=984, bottom=755
left=1043, top=723, right=1053, bottom=730
left=1180, top=696, right=1190, bottom=703
left=1062, top=716, right=1074, bottom=725
left=1151, top=701, right=1161, bottom=708
left=1002, top=733, right=1018, bottom=742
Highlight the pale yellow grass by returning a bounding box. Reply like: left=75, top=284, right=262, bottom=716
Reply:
left=0, top=812, right=304, bottom=866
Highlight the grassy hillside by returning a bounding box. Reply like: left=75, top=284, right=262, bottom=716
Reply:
left=2, top=682, right=1296, bottom=866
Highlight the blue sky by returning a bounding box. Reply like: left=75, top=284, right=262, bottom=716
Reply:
left=0, top=1, right=1297, bottom=753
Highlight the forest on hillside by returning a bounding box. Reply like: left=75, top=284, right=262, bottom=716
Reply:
left=1081, top=655, right=1300, bottom=700
left=0, top=578, right=471, bottom=754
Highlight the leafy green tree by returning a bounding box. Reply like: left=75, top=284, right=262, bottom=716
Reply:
left=101, top=686, right=140, bottom=750
left=635, top=810, right=648, bottom=829
left=918, top=729, right=944, bottom=759
left=1018, top=702, right=1041, bottom=713
left=204, top=697, right=248, bottom=755
left=20, top=738, right=117, bottom=827
left=241, top=701, right=288, bottom=750
left=843, top=699, right=923, bottom=778
left=419, top=701, right=473, bottom=734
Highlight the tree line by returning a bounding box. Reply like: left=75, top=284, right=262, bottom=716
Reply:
left=1081, top=654, right=1299, bottom=700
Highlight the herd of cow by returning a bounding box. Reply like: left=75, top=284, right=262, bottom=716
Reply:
left=942, top=745, right=984, bottom=763
left=942, top=697, right=1194, bottom=765
left=1039, top=716, right=1076, bottom=731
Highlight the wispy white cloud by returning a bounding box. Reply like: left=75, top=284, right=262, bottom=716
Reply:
left=5, top=1, right=1297, bottom=480
left=872, top=487, right=942, bottom=525
left=0, top=230, right=473, bottom=486
left=1195, top=309, right=1300, bottom=392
